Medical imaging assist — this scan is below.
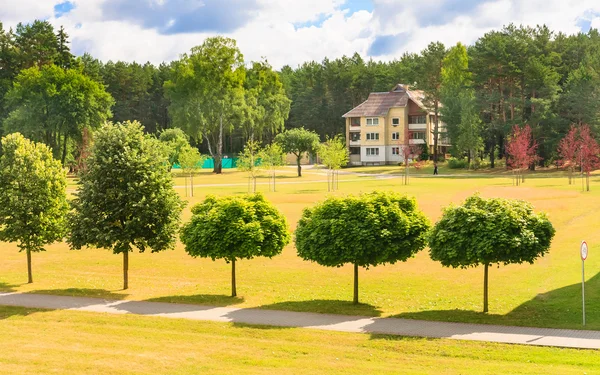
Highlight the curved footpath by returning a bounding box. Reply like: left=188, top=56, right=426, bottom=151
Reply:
left=1, top=292, right=599, bottom=350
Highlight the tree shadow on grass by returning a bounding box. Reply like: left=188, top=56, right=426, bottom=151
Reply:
left=0, top=305, right=45, bottom=320
left=146, top=294, right=244, bottom=307
left=256, top=299, right=382, bottom=317
left=391, top=271, right=600, bottom=331
left=0, top=282, right=18, bottom=292
left=28, top=288, right=129, bottom=301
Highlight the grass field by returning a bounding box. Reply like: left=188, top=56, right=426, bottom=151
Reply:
left=2, top=164, right=600, bottom=330
left=0, top=306, right=598, bottom=375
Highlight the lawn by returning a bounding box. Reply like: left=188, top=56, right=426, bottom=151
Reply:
left=0, top=306, right=597, bottom=375
left=2, top=165, right=600, bottom=330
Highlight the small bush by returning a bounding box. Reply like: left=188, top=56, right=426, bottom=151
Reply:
left=447, top=157, right=468, bottom=169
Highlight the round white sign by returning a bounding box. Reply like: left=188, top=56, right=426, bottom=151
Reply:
left=581, top=241, right=588, bottom=261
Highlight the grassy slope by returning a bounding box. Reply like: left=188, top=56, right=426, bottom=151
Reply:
left=2, top=166, right=600, bottom=330
left=0, top=306, right=598, bottom=375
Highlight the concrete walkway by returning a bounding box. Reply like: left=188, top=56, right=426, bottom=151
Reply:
left=1, top=292, right=599, bottom=349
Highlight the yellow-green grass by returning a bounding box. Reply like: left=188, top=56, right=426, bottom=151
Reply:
left=3, top=167, right=600, bottom=330
left=0, top=306, right=597, bottom=375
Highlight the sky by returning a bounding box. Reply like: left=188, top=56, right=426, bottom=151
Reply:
left=1, top=0, right=600, bottom=69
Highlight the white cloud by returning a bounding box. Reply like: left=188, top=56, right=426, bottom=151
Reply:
left=2, top=0, right=600, bottom=68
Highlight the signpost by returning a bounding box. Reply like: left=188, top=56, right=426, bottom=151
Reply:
left=581, top=241, right=588, bottom=326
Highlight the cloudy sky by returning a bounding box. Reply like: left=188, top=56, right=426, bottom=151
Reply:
left=1, top=0, right=600, bottom=68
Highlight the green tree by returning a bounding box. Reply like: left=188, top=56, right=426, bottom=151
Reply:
left=259, top=143, right=286, bottom=192
left=69, top=121, right=185, bottom=290
left=166, top=37, right=246, bottom=174
left=178, top=144, right=204, bottom=197
left=243, top=60, right=291, bottom=141
left=180, top=194, right=290, bottom=297
left=416, top=42, right=446, bottom=162
left=13, top=20, right=60, bottom=69
left=237, top=140, right=262, bottom=193
left=3, top=64, right=114, bottom=164
left=159, top=128, right=190, bottom=170
left=0, top=133, right=68, bottom=283
left=274, top=127, right=319, bottom=177
left=428, top=194, right=555, bottom=313
left=295, top=191, right=430, bottom=304
left=319, top=135, right=349, bottom=191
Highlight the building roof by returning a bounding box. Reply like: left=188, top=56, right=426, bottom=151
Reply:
left=342, top=84, right=430, bottom=118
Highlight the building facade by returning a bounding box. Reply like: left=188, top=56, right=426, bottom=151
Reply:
left=343, top=84, right=450, bottom=166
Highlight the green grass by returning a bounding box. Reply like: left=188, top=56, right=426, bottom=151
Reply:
left=0, top=306, right=597, bottom=375
left=3, top=166, right=600, bottom=330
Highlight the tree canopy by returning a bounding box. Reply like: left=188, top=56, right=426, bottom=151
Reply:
left=69, top=121, right=185, bottom=289
left=295, top=191, right=430, bottom=304
left=428, top=194, right=555, bottom=312
left=274, top=127, right=320, bottom=177
left=180, top=193, right=290, bottom=297
left=0, top=133, right=68, bottom=283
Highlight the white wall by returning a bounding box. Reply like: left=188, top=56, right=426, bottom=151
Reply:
left=360, top=146, right=386, bottom=163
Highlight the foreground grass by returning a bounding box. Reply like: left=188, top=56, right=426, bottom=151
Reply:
left=0, top=306, right=597, bottom=375
left=3, top=167, right=600, bottom=330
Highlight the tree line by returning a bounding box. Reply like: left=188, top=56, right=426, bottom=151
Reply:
left=0, top=123, right=555, bottom=312
left=1, top=20, right=599, bottom=169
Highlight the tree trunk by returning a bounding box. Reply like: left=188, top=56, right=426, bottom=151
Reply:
left=26, top=249, right=33, bottom=284
left=61, top=132, right=68, bottom=166
left=231, top=259, right=237, bottom=297
left=433, top=103, right=439, bottom=162
left=190, top=173, right=194, bottom=197
left=483, top=264, right=489, bottom=313
left=587, top=174, right=590, bottom=192
left=273, top=171, right=276, bottom=192
left=353, top=263, right=359, bottom=304
left=296, top=155, right=302, bottom=177
left=123, top=251, right=129, bottom=290
left=214, top=113, right=224, bottom=174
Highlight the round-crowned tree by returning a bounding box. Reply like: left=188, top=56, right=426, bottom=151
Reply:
left=428, top=194, right=555, bottom=313
left=0, top=133, right=69, bottom=283
left=68, top=121, right=186, bottom=290
left=295, top=191, right=430, bottom=304
left=180, top=193, right=290, bottom=297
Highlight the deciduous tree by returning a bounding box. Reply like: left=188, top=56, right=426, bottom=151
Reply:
left=237, top=140, right=262, bottom=193
left=577, top=124, right=600, bottom=191
left=180, top=194, right=290, bottom=297
left=428, top=194, right=555, bottom=313
left=166, top=37, right=245, bottom=174
left=319, top=135, right=349, bottom=192
left=505, top=125, right=538, bottom=185
left=0, top=133, right=68, bottom=283
left=274, top=127, right=319, bottom=177
left=69, top=121, right=185, bottom=289
left=295, top=191, right=430, bottom=304
left=557, top=124, right=579, bottom=184
left=259, top=143, right=286, bottom=192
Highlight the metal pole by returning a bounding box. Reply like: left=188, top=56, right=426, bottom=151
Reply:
left=582, top=259, right=586, bottom=326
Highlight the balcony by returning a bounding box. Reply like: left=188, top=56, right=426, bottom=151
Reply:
left=349, top=140, right=361, bottom=146
left=409, top=139, right=425, bottom=145
left=408, top=123, right=427, bottom=131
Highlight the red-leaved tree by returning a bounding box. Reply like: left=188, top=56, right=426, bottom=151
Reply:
left=401, top=142, right=423, bottom=186
left=577, top=125, right=600, bottom=192
left=505, top=125, right=538, bottom=186
left=557, top=125, right=579, bottom=185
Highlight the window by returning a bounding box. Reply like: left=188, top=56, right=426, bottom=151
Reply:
left=350, top=147, right=361, bottom=155
left=392, top=118, right=400, bottom=126
left=366, top=148, right=380, bottom=156
left=366, top=118, right=380, bottom=126
left=410, top=132, right=426, bottom=140
left=366, top=133, right=379, bottom=141
left=409, top=115, right=427, bottom=124
left=392, top=132, right=400, bottom=140
left=350, top=132, right=361, bottom=142
left=350, top=117, right=361, bottom=127
left=392, top=147, right=400, bottom=155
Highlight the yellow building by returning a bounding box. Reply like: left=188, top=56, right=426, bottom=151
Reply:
left=342, top=84, right=450, bottom=166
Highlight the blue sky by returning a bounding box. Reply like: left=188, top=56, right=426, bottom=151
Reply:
left=2, top=0, right=600, bottom=68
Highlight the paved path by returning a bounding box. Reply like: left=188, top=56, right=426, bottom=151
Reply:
left=1, top=292, right=599, bottom=349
